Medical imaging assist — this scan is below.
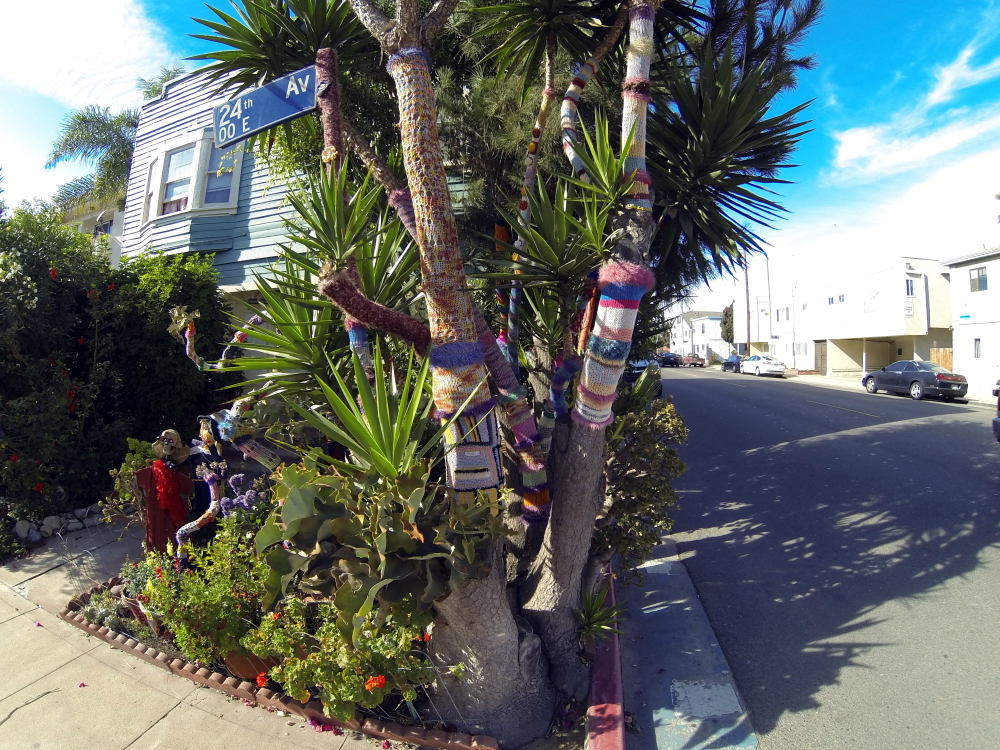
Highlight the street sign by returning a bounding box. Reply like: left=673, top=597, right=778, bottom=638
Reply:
left=213, top=65, right=317, bottom=148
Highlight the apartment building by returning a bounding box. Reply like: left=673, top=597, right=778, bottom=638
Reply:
left=941, top=246, right=1000, bottom=396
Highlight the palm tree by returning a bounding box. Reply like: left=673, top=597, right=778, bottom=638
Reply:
left=46, top=68, right=185, bottom=213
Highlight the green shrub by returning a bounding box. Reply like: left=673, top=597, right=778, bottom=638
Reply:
left=597, top=399, right=689, bottom=585
left=0, top=204, right=237, bottom=532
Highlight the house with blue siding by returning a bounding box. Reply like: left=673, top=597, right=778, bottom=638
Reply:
left=120, top=71, right=288, bottom=295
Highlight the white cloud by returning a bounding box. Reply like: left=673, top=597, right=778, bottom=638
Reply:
left=0, top=0, right=180, bottom=205
left=0, top=0, right=176, bottom=110
left=688, top=146, right=1000, bottom=307
left=831, top=21, right=1000, bottom=180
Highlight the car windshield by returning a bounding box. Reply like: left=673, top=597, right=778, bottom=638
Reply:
left=914, top=362, right=949, bottom=373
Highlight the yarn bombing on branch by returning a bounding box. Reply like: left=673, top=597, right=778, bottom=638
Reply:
left=621, top=3, right=655, bottom=213
left=387, top=47, right=502, bottom=503
left=574, top=261, right=655, bottom=428
left=561, top=59, right=599, bottom=179
left=175, top=474, right=221, bottom=569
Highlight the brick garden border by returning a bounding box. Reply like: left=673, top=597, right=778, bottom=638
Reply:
left=59, top=577, right=499, bottom=750
left=585, top=568, right=624, bottom=750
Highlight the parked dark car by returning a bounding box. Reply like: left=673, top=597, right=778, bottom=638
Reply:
left=862, top=360, right=968, bottom=401
left=661, top=352, right=683, bottom=367
left=992, top=380, right=1000, bottom=441
left=623, top=360, right=656, bottom=384
left=721, top=355, right=743, bottom=372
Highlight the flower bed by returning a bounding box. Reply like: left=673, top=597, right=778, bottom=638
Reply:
left=60, top=576, right=499, bottom=750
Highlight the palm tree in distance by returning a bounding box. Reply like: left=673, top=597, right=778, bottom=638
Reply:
left=45, top=67, right=185, bottom=214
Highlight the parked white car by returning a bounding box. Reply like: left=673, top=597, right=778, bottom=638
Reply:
left=740, top=355, right=786, bottom=377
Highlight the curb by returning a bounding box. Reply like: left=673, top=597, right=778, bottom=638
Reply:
left=60, top=578, right=499, bottom=750
left=587, top=568, right=624, bottom=750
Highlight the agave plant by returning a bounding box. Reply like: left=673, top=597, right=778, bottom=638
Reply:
left=573, top=576, right=626, bottom=644
left=254, top=345, right=503, bottom=643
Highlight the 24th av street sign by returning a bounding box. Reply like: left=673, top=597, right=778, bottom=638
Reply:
left=213, top=65, right=317, bottom=148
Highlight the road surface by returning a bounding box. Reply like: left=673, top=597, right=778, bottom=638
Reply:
left=661, top=366, right=1000, bottom=750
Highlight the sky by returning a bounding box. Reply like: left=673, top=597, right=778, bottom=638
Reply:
left=1, top=0, right=1000, bottom=303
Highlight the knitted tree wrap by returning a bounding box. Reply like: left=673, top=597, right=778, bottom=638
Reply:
left=549, top=356, right=582, bottom=415
left=573, top=261, right=654, bottom=427
left=561, top=58, right=599, bottom=179
left=622, top=3, right=655, bottom=212
left=387, top=48, right=492, bottom=418
left=443, top=411, right=502, bottom=502
left=317, top=270, right=432, bottom=355
left=388, top=188, right=418, bottom=242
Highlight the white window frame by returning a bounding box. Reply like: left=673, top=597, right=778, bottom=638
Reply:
left=141, top=128, right=244, bottom=228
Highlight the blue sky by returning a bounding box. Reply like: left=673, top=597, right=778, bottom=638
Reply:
left=2, top=0, right=999, bottom=304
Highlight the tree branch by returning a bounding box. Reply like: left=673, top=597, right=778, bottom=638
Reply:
left=342, top=115, right=401, bottom=193
left=346, top=0, right=396, bottom=47
left=420, top=0, right=462, bottom=42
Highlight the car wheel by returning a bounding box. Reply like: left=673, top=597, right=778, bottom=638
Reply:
left=909, top=381, right=924, bottom=400
left=755, top=367, right=761, bottom=376
left=865, top=377, right=878, bottom=394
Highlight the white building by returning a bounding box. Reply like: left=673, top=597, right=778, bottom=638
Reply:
left=667, top=309, right=731, bottom=362
left=733, top=256, right=953, bottom=377
left=942, top=246, right=1000, bottom=396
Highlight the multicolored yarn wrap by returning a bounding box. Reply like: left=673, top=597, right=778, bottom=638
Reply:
left=443, top=411, right=501, bottom=507
left=574, top=261, right=655, bottom=428
left=388, top=188, right=418, bottom=241
left=473, top=310, right=551, bottom=522
left=317, top=269, right=431, bottom=356
left=494, top=221, right=513, bottom=361
left=387, top=48, right=493, bottom=422
left=561, top=58, right=599, bottom=179
left=537, top=404, right=556, bottom=455
left=219, top=315, right=263, bottom=362
left=344, top=317, right=374, bottom=371
left=621, top=3, right=655, bottom=212
left=549, top=355, right=582, bottom=415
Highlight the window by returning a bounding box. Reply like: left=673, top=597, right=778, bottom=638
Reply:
left=905, top=279, right=915, bottom=296
left=828, top=297, right=834, bottom=305
left=701, top=323, right=705, bottom=334
left=142, top=130, right=243, bottom=225
left=971, top=266, right=988, bottom=292
left=776, top=309, right=781, bottom=322
left=802, top=303, right=807, bottom=311
left=203, top=145, right=235, bottom=204
left=838, top=294, right=845, bottom=303
left=162, top=146, right=195, bottom=215
left=975, top=338, right=982, bottom=358
left=794, top=342, right=807, bottom=356
left=784, top=307, right=790, bottom=319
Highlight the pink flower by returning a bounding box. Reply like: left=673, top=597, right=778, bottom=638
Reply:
left=78, top=682, right=86, bottom=688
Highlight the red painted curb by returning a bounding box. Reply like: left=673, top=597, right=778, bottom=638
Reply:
left=587, top=569, right=624, bottom=750
left=60, top=578, right=499, bottom=750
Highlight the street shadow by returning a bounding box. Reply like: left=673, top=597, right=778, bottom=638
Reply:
left=669, top=409, right=1000, bottom=737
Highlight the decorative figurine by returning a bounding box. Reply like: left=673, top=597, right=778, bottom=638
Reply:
left=135, top=429, right=193, bottom=553
left=188, top=416, right=229, bottom=518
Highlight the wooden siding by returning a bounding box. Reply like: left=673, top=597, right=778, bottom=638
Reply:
left=120, top=71, right=287, bottom=287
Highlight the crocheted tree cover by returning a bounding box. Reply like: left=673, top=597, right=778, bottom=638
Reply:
left=388, top=47, right=501, bottom=503
left=317, top=268, right=432, bottom=355
left=573, top=2, right=657, bottom=429
left=473, top=310, right=553, bottom=523
left=494, top=222, right=512, bottom=360
left=561, top=58, right=599, bottom=179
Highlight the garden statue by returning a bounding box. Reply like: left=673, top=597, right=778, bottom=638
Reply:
left=136, top=429, right=193, bottom=553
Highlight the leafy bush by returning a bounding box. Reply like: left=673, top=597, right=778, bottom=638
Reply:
left=242, top=597, right=434, bottom=720
left=0, top=204, right=237, bottom=530
left=103, top=438, right=155, bottom=529
left=142, top=509, right=272, bottom=665
left=597, top=399, right=689, bottom=585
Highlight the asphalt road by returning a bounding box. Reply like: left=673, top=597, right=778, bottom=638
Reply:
left=660, top=366, right=1000, bottom=750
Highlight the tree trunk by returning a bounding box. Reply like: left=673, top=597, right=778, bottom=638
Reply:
left=430, top=543, right=556, bottom=747
left=520, top=420, right=606, bottom=699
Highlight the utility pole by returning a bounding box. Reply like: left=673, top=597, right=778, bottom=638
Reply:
left=745, top=265, right=751, bottom=355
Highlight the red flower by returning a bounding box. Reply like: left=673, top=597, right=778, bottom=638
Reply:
left=77, top=337, right=86, bottom=345
left=256, top=672, right=268, bottom=688
left=66, top=391, right=74, bottom=399
left=107, top=283, right=115, bottom=291
left=72, top=385, right=81, bottom=392
left=271, top=612, right=280, bottom=621
left=49, top=268, right=57, bottom=280
left=8, top=454, right=17, bottom=463
left=33, top=482, right=45, bottom=493
left=154, top=567, right=163, bottom=579
left=364, top=675, right=386, bottom=692
left=383, top=742, right=392, bottom=749
left=62, top=371, right=70, bottom=379
left=47, top=358, right=55, bottom=366
left=68, top=403, right=77, bottom=413
left=422, top=633, right=431, bottom=642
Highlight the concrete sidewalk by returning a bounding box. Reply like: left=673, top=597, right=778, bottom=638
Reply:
left=618, top=540, right=756, bottom=750
left=0, top=522, right=374, bottom=750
